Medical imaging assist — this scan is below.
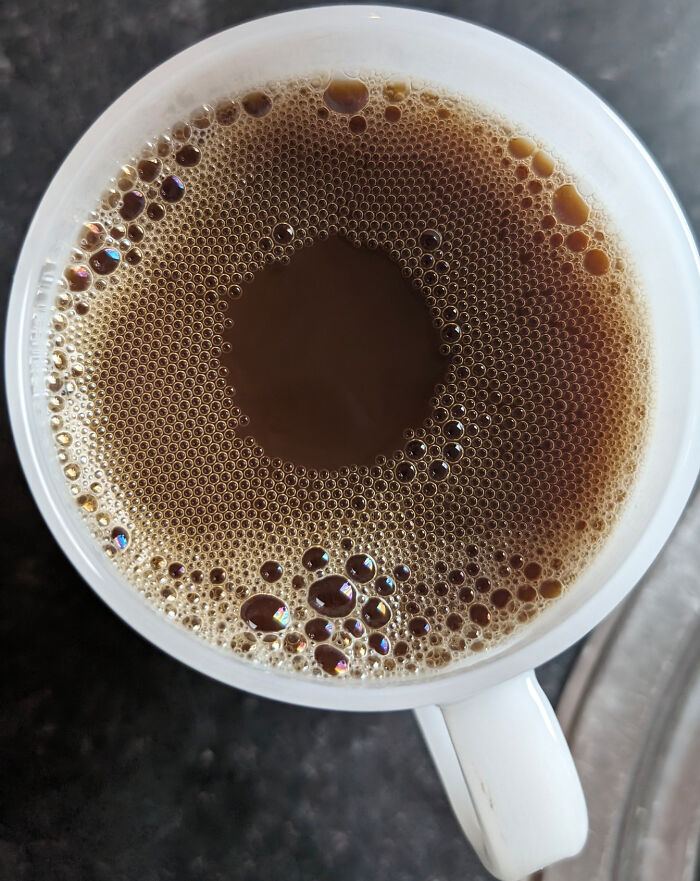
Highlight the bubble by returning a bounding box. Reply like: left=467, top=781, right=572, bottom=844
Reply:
left=344, top=618, right=365, bottom=638
left=385, top=106, right=401, bottom=123
left=315, top=644, right=349, bottom=675
left=260, top=560, right=283, bottom=582
left=444, top=442, right=463, bottom=462
left=110, top=527, right=129, bottom=550
left=583, top=249, right=610, bottom=275
left=63, top=463, right=80, bottom=480
left=89, top=248, right=120, bottom=275
left=241, top=594, right=290, bottom=631
left=523, top=562, right=542, bottom=580
left=242, top=92, right=272, bottom=117
left=119, top=190, right=145, bottom=220
left=552, top=184, right=590, bottom=226
left=508, top=137, right=535, bottom=158
left=361, top=597, right=391, bottom=628
left=176, top=144, right=201, bottom=167
left=284, top=631, right=306, bottom=653
left=375, top=575, right=395, bottom=596
left=64, top=265, right=91, bottom=292
left=80, top=222, right=106, bottom=251
left=301, top=546, right=329, bottom=570
left=408, top=616, right=430, bottom=636
left=273, top=222, right=295, bottom=244
left=428, top=461, right=449, bottom=481
left=210, top=567, right=227, bottom=584
left=349, top=115, right=367, bottom=134
left=532, top=150, right=554, bottom=177
left=540, top=579, right=563, bottom=598
left=161, top=175, right=184, bottom=202
left=517, top=584, right=537, bottom=602
left=77, top=493, right=97, bottom=512
left=419, top=229, right=442, bottom=251
left=216, top=100, right=240, bottom=125
left=137, top=158, right=161, bottom=182
left=305, top=618, right=333, bottom=641
left=323, top=78, right=369, bottom=114
left=469, top=604, right=491, bottom=625
left=369, top=632, right=390, bottom=655
left=308, top=575, right=356, bottom=617
left=491, top=588, right=511, bottom=608
left=396, top=461, right=416, bottom=482
left=345, top=554, right=375, bottom=583
left=394, top=565, right=410, bottom=582
left=405, top=440, right=427, bottom=459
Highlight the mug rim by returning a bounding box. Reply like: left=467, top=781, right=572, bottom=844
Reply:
left=6, top=4, right=700, bottom=712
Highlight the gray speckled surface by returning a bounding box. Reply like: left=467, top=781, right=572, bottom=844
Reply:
left=1, top=2, right=698, bottom=880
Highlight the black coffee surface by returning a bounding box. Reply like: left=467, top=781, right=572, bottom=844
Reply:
left=49, top=75, right=651, bottom=679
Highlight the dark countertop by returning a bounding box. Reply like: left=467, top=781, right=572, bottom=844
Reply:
left=1, top=2, right=698, bottom=880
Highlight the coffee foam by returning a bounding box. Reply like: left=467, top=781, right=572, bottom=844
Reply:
left=49, top=74, right=651, bottom=679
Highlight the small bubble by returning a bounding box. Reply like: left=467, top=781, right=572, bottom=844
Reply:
left=210, top=567, right=226, bottom=584
left=383, top=81, right=410, bottom=103
left=443, top=420, right=464, bottom=439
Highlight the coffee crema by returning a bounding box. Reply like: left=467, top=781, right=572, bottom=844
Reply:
left=48, top=74, right=651, bottom=679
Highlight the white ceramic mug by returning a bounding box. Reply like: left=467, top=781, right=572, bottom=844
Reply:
left=6, top=7, right=700, bottom=880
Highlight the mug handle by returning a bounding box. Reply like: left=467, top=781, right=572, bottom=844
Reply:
left=414, top=671, right=587, bottom=881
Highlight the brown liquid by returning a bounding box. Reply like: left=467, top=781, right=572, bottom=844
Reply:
left=49, top=74, right=651, bottom=680
left=222, top=237, right=445, bottom=469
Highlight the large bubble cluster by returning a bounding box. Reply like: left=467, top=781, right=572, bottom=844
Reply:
left=47, top=75, right=651, bottom=680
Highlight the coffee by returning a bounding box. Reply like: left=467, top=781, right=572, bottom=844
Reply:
left=49, top=74, right=651, bottom=678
